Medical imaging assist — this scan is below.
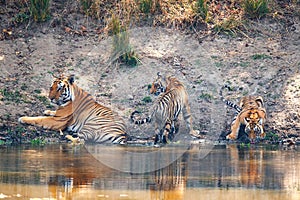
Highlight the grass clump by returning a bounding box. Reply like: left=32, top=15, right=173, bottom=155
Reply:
left=30, top=0, right=50, bottom=22
left=31, top=138, right=46, bottom=145
left=265, top=131, right=279, bottom=143
left=142, top=96, right=152, bottom=103
left=139, top=0, right=153, bottom=14
left=214, top=16, right=243, bottom=35
left=80, top=0, right=93, bottom=15
left=194, top=0, right=208, bottom=21
left=109, top=14, right=140, bottom=67
left=251, top=53, right=271, bottom=60
left=0, top=89, right=25, bottom=103
left=198, top=92, right=213, bottom=101
left=243, top=0, right=269, bottom=19
left=14, top=12, right=30, bottom=24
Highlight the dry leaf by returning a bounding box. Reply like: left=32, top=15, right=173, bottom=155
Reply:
left=81, top=26, right=87, bottom=32
left=65, top=27, right=72, bottom=33
left=3, top=29, right=12, bottom=35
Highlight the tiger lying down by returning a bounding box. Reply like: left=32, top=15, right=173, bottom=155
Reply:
left=131, top=73, right=202, bottom=144
left=19, top=75, right=132, bottom=144
left=220, top=84, right=266, bottom=143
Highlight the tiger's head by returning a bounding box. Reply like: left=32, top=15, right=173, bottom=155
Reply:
left=239, top=96, right=266, bottom=142
left=48, top=75, right=75, bottom=106
left=150, top=72, right=166, bottom=96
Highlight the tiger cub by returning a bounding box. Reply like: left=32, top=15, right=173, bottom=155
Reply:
left=149, top=72, right=166, bottom=96
left=131, top=73, right=200, bottom=144
left=220, top=84, right=266, bottom=142
left=19, top=75, right=127, bottom=144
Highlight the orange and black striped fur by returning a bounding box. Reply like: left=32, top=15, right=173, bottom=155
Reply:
left=220, top=85, right=266, bottom=142
left=149, top=72, right=166, bottom=96
left=19, top=75, right=127, bottom=144
left=131, top=74, right=199, bottom=144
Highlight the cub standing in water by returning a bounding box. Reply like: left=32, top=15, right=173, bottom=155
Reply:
left=131, top=73, right=201, bottom=144
left=220, top=84, right=266, bottom=143
left=19, top=75, right=128, bottom=144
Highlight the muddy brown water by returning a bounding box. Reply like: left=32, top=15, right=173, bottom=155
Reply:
left=0, top=144, right=299, bottom=200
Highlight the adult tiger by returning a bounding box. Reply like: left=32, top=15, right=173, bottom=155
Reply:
left=131, top=73, right=200, bottom=144
left=220, top=84, right=266, bottom=142
left=18, top=75, right=127, bottom=144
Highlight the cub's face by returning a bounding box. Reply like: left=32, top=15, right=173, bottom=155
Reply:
left=150, top=80, right=164, bottom=96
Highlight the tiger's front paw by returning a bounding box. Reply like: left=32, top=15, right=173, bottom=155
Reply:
left=226, top=133, right=237, bottom=140
left=190, top=130, right=204, bottom=139
left=44, top=110, right=56, bottom=116
left=65, top=135, right=84, bottom=145
left=259, top=132, right=266, bottom=139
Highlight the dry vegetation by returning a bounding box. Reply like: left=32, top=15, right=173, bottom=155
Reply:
left=1, top=0, right=298, bottom=37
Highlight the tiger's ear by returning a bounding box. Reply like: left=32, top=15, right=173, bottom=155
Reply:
left=68, top=75, right=75, bottom=84
left=157, top=72, right=162, bottom=78
left=255, top=96, right=264, bottom=107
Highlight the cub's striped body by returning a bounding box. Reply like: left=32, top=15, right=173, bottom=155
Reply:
left=131, top=74, right=199, bottom=144
left=19, top=75, right=127, bottom=144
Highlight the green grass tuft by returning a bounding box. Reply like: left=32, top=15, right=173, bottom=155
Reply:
left=110, top=14, right=140, bottom=67
left=251, top=53, right=271, bottom=60
left=194, top=0, right=208, bottom=21
left=142, top=96, right=152, bottom=103
left=30, top=0, right=50, bottom=22
left=243, top=0, right=269, bottom=19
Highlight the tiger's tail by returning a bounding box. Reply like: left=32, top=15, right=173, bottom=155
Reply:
left=220, top=84, right=242, bottom=113
left=130, top=110, right=152, bottom=124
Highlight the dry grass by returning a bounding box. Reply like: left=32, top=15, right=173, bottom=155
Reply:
left=2, top=0, right=299, bottom=35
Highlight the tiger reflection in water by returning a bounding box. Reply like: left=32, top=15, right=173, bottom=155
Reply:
left=47, top=146, right=188, bottom=200
left=149, top=156, right=188, bottom=200
left=228, top=145, right=264, bottom=187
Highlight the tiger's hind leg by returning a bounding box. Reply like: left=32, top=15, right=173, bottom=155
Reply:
left=163, top=121, right=175, bottom=143
left=182, top=102, right=202, bottom=138
left=154, top=125, right=171, bottom=144
left=153, top=119, right=177, bottom=144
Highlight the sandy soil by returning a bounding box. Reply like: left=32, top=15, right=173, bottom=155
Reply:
left=0, top=1, right=299, bottom=144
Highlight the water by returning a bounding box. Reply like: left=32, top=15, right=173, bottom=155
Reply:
left=0, top=144, right=299, bottom=200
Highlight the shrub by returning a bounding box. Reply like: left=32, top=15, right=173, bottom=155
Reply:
left=30, top=0, right=50, bottom=22
left=214, top=16, right=242, bottom=35
left=243, top=0, right=269, bottom=19
left=110, top=14, right=140, bottom=67
left=142, top=96, right=152, bottom=103
left=139, top=0, right=153, bottom=14
left=80, top=0, right=93, bottom=15
left=194, top=0, right=208, bottom=21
